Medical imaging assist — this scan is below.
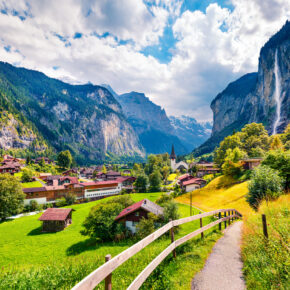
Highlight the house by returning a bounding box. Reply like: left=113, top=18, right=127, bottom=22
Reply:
left=122, top=169, right=131, bottom=175
left=115, top=199, right=164, bottom=234
left=114, top=176, right=136, bottom=191
left=170, top=145, right=188, bottom=171
left=39, top=208, right=73, bottom=232
left=34, top=157, right=54, bottom=164
left=195, top=161, right=220, bottom=177
left=62, top=168, right=78, bottom=176
left=80, top=168, right=95, bottom=179
left=38, top=173, right=52, bottom=181
left=178, top=173, right=194, bottom=185
left=0, top=164, right=21, bottom=175
left=105, top=170, right=121, bottom=180
left=181, top=178, right=206, bottom=192
left=242, top=158, right=263, bottom=170
left=82, top=180, right=122, bottom=199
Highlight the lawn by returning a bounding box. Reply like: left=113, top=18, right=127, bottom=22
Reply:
left=21, top=181, right=43, bottom=188
left=176, top=175, right=254, bottom=216
left=0, top=191, right=224, bottom=289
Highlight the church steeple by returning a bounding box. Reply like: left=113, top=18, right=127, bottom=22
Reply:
left=170, top=144, right=176, bottom=160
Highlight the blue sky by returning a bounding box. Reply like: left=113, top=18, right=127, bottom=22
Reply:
left=0, top=0, right=289, bottom=121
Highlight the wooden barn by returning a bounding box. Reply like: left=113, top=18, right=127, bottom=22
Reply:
left=38, top=208, right=73, bottom=232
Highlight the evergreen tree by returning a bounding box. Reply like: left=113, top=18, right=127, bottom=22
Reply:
left=57, top=150, right=72, bottom=169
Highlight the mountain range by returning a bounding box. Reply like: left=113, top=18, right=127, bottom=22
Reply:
left=194, top=20, right=290, bottom=156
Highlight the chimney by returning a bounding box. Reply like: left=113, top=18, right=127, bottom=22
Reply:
left=53, top=179, right=58, bottom=187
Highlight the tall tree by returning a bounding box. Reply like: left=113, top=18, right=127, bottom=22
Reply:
left=149, top=170, right=162, bottom=192
left=57, top=150, right=72, bottom=169
left=134, top=174, right=149, bottom=193
left=0, top=174, right=25, bottom=220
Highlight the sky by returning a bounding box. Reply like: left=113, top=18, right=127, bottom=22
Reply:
left=0, top=0, right=289, bottom=122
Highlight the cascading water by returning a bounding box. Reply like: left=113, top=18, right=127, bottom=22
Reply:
left=272, top=49, right=282, bottom=135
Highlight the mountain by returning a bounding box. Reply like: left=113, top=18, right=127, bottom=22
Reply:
left=0, top=62, right=144, bottom=164
left=169, top=115, right=212, bottom=151
left=104, top=87, right=188, bottom=155
left=194, top=21, right=290, bottom=156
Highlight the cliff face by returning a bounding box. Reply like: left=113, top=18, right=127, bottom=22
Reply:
left=169, top=115, right=212, bottom=151
left=0, top=63, right=144, bottom=164
left=195, top=21, right=290, bottom=156
left=115, top=91, right=188, bottom=155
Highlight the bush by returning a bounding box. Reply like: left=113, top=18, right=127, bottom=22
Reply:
left=65, top=193, right=76, bottom=205
left=247, top=166, right=284, bottom=210
left=136, top=213, right=157, bottom=240
left=21, top=168, right=34, bottom=183
left=163, top=201, right=180, bottom=223
left=30, top=200, right=38, bottom=211
left=55, top=197, right=67, bottom=207
left=156, top=194, right=173, bottom=206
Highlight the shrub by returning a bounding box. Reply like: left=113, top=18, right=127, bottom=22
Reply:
left=30, top=200, right=38, bottom=211
left=163, top=201, right=180, bottom=223
left=21, top=168, right=34, bottom=183
left=247, top=166, right=284, bottom=210
left=136, top=213, right=157, bottom=239
left=55, top=197, right=67, bottom=207
left=65, top=193, right=76, bottom=205
left=156, top=193, right=173, bottom=206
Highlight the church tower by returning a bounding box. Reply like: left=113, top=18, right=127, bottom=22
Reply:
left=170, top=144, right=176, bottom=170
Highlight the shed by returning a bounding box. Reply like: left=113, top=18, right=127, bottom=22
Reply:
left=39, top=208, right=73, bottom=232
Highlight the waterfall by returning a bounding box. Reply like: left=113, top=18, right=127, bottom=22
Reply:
left=272, top=49, right=282, bottom=135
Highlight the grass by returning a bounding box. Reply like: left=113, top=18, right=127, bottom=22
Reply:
left=0, top=191, right=223, bottom=289
left=21, top=181, right=43, bottom=188
left=176, top=175, right=254, bottom=216
left=242, top=195, right=290, bottom=289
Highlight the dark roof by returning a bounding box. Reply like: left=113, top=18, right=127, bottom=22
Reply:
left=23, top=187, right=47, bottom=193
left=115, top=199, right=164, bottom=221
left=106, top=171, right=121, bottom=176
left=46, top=175, right=62, bottom=181
left=170, top=144, right=176, bottom=160
left=178, top=173, right=191, bottom=181
left=39, top=208, right=72, bottom=221
left=183, top=178, right=206, bottom=186
left=59, top=176, right=78, bottom=184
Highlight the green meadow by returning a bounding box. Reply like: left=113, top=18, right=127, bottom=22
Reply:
left=0, top=192, right=223, bottom=289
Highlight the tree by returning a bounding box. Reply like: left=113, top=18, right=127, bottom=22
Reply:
left=102, top=165, right=107, bottom=174
left=134, top=174, right=149, bottom=193
left=0, top=174, right=25, bottom=220
left=21, top=168, right=33, bottom=183
left=29, top=200, right=38, bottom=211
left=149, top=170, right=162, bottom=192
left=156, top=193, right=173, bottom=206
left=57, top=150, right=72, bottom=169
left=247, top=166, right=284, bottom=210
left=161, top=166, right=170, bottom=181
left=162, top=201, right=180, bottom=223
left=38, top=157, right=46, bottom=168
left=26, top=156, right=31, bottom=165
left=270, top=135, right=284, bottom=150
left=222, top=148, right=246, bottom=178
left=136, top=213, right=157, bottom=239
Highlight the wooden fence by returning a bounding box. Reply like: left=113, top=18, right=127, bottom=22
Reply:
left=72, top=208, right=242, bottom=290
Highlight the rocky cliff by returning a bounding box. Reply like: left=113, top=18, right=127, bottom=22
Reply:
left=111, top=89, right=188, bottom=155
left=195, top=21, right=290, bottom=156
left=0, top=63, right=144, bottom=164
left=169, top=115, right=212, bottom=151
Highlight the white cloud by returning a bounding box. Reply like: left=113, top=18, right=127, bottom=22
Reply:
left=0, top=0, right=289, bottom=122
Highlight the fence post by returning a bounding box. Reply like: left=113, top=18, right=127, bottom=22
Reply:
left=219, top=212, right=222, bottom=230
left=170, top=219, right=176, bottom=258
left=224, top=211, right=227, bottom=229
left=199, top=212, right=204, bottom=239
left=262, top=214, right=268, bottom=239
left=190, top=192, right=192, bottom=216
left=228, top=210, right=231, bottom=225
left=105, top=254, right=112, bottom=290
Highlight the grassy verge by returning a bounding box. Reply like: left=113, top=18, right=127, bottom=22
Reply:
left=0, top=192, right=223, bottom=289
left=242, top=195, right=290, bottom=289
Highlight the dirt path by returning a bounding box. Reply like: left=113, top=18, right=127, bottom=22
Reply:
left=191, top=221, right=245, bottom=290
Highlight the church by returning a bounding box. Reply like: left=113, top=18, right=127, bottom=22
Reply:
left=170, top=145, right=189, bottom=171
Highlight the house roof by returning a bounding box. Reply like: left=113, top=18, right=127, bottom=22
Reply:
left=59, top=176, right=78, bottom=184
left=106, top=170, right=121, bottom=176
left=178, top=173, right=191, bottom=181
left=80, top=180, right=119, bottom=186
left=23, top=187, right=47, bottom=193
left=39, top=208, right=72, bottom=221
left=183, top=178, right=206, bottom=186
left=115, top=199, right=164, bottom=221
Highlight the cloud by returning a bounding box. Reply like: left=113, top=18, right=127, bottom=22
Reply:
left=0, top=0, right=289, bottom=122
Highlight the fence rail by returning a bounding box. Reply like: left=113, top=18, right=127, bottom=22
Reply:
left=72, top=208, right=242, bottom=290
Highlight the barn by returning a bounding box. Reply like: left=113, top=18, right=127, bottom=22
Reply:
left=38, top=208, right=73, bottom=232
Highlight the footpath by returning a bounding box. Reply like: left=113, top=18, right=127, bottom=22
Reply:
left=191, top=221, right=245, bottom=290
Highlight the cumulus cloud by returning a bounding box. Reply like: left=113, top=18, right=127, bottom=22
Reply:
left=0, top=0, right=289, bottom=121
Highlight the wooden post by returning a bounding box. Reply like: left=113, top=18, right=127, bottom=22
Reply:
left=190, top=192, right=192, bottom=216
left=228, top=210, right=231, bottom=225
left=105, top=254, right=112, bottom=290
left=262, top=214, right=268, bottom=239
left=199, top=212, right=204, bottom=239
left=218, top=212, right=221, bottom=230
left=170, top=219, right=176, bottom=258
left=224, top=211, right=227, bottom=228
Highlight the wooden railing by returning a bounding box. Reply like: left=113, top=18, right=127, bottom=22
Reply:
left=72, top=209, right=242, bottom=290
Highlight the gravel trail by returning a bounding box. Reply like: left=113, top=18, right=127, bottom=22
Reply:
left=191, top=221, right=245, bottom=290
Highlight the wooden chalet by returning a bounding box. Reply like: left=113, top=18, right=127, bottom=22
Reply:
left=39, top=208, right=73, bottom=232
left=105, top=171, right=121, bottom=180
left=0, top=163, right=21, bottom=174
left=241, top=158, right=262, bottom=170
left=115, top=199, right=164, bottom=234
left=181, top=178, right=206, bottom=192
left=195, top=161, right=220, bottom=177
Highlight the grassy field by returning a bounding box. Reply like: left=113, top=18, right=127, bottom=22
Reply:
left=0, top=191, right=224, bottom=289
left=21, top=181, right=43, bottom=188
left=176, top=175, right=254, bottom=216
left=242, top=195, right=290, bottom=289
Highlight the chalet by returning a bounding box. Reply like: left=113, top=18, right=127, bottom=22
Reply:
left=62, top=168, right=78, bottom=176
left=34, top=157, right=54, bottom=164
left=80, top=168, right=94, bottom=179
left=195, top=161, right=220, bottom=177
left=39, top=173, right=52, bottom=181
left=105, top=171, right=121, bottom=180
left=114, top=176, right=136, bottom=191
left=181, top=178, right=206, bottom=192
left=0, top=164, right=21, bottom=174
left=39, top=208, right=73, bottom=232
left=242, top=158, right=263, bottom=170
left=82, top=180, right=122, bottom=199
left=178, top=174, right=194, bottom=186
left=115, top=199, right=164, bottom=234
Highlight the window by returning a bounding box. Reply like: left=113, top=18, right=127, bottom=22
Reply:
left=135, top=212, right=139, bottom=217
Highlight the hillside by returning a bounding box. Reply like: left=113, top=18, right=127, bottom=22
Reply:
left=176, top=176, right=253, bottom=216
left=195, top=21, right=290, bottom=156
left=0, top=62, right=144, bottom=164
